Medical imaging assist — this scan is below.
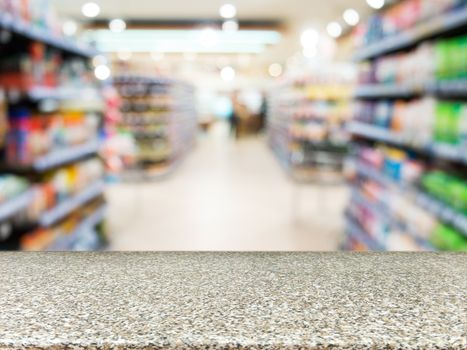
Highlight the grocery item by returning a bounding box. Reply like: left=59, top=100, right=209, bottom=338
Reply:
left=430, top=224, right=467, bottom=251
left=6, top=107, right=99, bottom=165
left=0, top=88, right=7, bottom=147
left=21, top=199, right=105, bottom=251
left=354, top=98, right=467, bottom=148
left=0, top=175, right=29, bottom=205
left=422, top=171, right=467, bottom=214
left=358, top=33, right=467, bottom=85
left=356, top=0, right=464, bottom=47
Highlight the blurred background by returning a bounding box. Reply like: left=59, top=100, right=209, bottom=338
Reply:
left=0, top=0, right=466, bottom=252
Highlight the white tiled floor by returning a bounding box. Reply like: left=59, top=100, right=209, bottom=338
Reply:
left=106, top=122, right=349, bottom=251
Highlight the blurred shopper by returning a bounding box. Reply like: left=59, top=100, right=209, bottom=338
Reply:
left=258, top=92, right=268, bottom=132
left=229, top=91, right=244, bottom=139
left=228, top=92, right=238, bottom=138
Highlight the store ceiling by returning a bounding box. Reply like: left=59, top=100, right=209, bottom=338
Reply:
left=53, top=0, right=371, bottom=28
left=53, top=0, right=376, bottom=78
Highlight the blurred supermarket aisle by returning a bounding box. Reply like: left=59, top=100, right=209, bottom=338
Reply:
left=106, top=122, right=348, bottom=251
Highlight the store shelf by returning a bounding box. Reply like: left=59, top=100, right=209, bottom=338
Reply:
left=416, top=192, right=467, bottom=238
left=350, top=189, right=436, bottom=251
left=355, top=80, right=467, bottom=99
left=0, top=190, right=33, bottom=222
left=7, top=140, right=100, bottom=172
left=427, top=80, right=467, bottom=97
left=345, top=215, right=385, bottom=251
left=353, top=6, right=467, bottom=61
left=48, top=204, right=107, bottom=251
left=0, top=13, right=97, bottom=58
left=354, top=160, right=406, bottom=189
left=39, top=180, right=105, bottom=227
left=348, top=122, right=467, bottom=164
left=354, top=84, right=421, bottom=99
left=355, top=161, right=467, bottom=238
left=347, top=122, right=405, bottom=145
left=27, top=86, right=102, bottom=102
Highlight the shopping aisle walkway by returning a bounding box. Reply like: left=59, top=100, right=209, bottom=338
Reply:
left=106, top=122, right=348, bottom=250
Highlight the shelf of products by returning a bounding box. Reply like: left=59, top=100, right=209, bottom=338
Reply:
left=267, top=65, right=354, bottom=182
left=38, top=179, right=105, bottom=228
left=346, top=0, right=467, bottom=251
left=5, top=140, right=101, bottom=172
left=355, top=81, right=467, bottom=99
left=22, top=201, right=107, bottom=251
left=354, top=160, right=467, bottom=236
left=356, top=28, right=467, bottom=98
left=346, top=145, right=467, bottom=252
left=0, top=1, right=96, bottom=58
left=114, top=75, right=197, bottom=178
left=0, top=0, right=107, bottom=251
left=353, top=0, right=467, bottom=61
left=0, top=176, right=32, bottom=221
left=345, top=215, right=386, bottom=251
left=347, top=121, right=467, bottom=164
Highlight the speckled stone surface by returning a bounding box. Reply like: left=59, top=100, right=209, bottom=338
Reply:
left=0, top=253, right=466, bottom=350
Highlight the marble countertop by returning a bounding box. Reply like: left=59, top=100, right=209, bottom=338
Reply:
left=0, top=252, right=466, bottom=350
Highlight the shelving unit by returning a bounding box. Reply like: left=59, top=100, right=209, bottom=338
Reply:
left=0, top=3, right=107, bottom=251
left=347, top=122, right=467, bottom=164
left=0, top=13, right=96, bottom=58
left=3, top=140, right=101, bottom=172
left=0, top=189, right=33, bottom=222
left=267, top=66, right=354, bottom=182
left=345, top=215, right=385, bottom=251
left=354, top=160, right=467, bottom=237
left=353, top=6, right=467, bottom=62
left=354, top=80, right=467, bottom=99
left=114, top=75, right=197, bottom=179
left=38, top=180, right=105, bottom=227
left=346, top=0, right=467, bottom=252
left=46, top=204, right=107, bottom=251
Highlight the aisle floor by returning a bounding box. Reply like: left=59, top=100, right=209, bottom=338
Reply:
left=106, top=123, right=348, bottom=251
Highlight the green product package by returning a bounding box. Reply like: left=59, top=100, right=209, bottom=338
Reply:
left=446, top=38, right=462, bottom=79
left=430, top=224, right=467, bottom=251
left=460, top=103, right=467, bottom=149
left=422, top=172, right=448, bottom=200
left=435, top=41, right=448, bottom=80
left=450, top=179, right=467, bottom=214
left=460, top=35, right=467, bottom=78
left=448, top=103, right=462, bottom=145
left=434, top=102, right=451, bottom=143
left=422, top=171, right=467, bottom=214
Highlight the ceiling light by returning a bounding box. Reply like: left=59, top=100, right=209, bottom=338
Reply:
left=62, top=20, right=78, bottom=36
left=303, top=46, right=317, bottom=58
left=220, top=66, right=236, bottom=82
left=300, top=28, right=319, bottom=48
left=82, top=2, right=100, bottom=18
left=85, top=28, right=281, bottom=54
left=109, top=18, right=126, bottom=33
left=151, top=51, right=165, bottom=61
left=367, top=0, right=385, bottom=9
left=343, top=9, right=360, bottom=26
left=327, top=22, right=342, bottom=38
left=222, top=20, right=239, bottom=32
left=219, top=4, right=237, bottom=19
left=117, top=50, right=132, bottom=61
left=268, top=63, right=283, bottom=78
left=199, top=28, right=218, bottom=48
left=94, top=65, right=111, bottom=80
